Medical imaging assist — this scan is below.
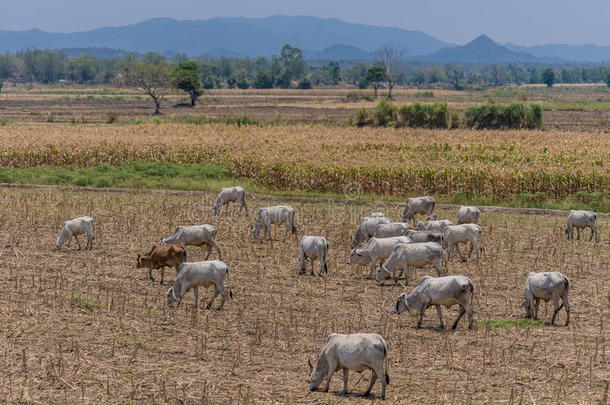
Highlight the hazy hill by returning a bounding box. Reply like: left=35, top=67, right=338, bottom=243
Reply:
left=0, top=16, right=450, bottom=58
left=504, top=43, right=610, bottom=63
left=412, top=35, right=540, bottom=63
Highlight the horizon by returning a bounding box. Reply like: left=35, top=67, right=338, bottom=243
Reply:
left=2, top=0, right=610, bottom=47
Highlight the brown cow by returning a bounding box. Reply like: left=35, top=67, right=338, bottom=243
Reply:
left=137, top=244, right=187, bottom=284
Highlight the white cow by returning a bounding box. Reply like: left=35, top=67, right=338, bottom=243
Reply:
left=308, top=333, right=389, bottom=399
left=521, top=271, right=570, bottom=326
left=405, top=230, right=443, bottom=245
left=442, top=224, right=482, bottom=261
left=377, top=242, right=445, bottom=285
left=372, top=222, right=412, bottom=239
left=166, top=260, right=232, bottom=309
left=456, top=206, right=481, bottom=225
left=56, top=216, right=94, bottom=250
left=565, top=210, right=598, bottom=242
left=401, top=196, right=435, bottom=224
left=395, top=275, right=474, bottom=330
left=298, top=235, right=329, bottom=276
left=160, top=225, right=221, bottom=260
left=351, top=214, right=393, bottom=248
left=212, top=186, right=248, bottom=216
left=416, top=219, right=453, bottom=233
left=348, top=236, right=412, bottom=279
left=252, top=205, right=296, bottom=240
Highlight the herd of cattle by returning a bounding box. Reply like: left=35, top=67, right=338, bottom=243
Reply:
left=54, top=187, right=599, bottom=399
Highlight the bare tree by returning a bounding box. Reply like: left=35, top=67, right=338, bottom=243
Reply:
left=121, top=61, right=171, bottom=114
left=377, top=48, right=406, bottom=99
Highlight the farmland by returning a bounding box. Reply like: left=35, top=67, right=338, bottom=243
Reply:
left=0, top=187, right=608, bottom=403
left=0, top=84, right=609, bottom=404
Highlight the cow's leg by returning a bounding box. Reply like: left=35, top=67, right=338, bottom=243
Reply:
left=160, top=266, right=165, bottom=285
left=551, top=292, right=562, bottom=326
left=341, top=368, right=349, bottom=395
left=446, top=242, right=452, bottom=260
left=417, top=301, right=428, bottom=328
left=225, top=202, right=230, bottom=216
left=452, top=306, right=466, bottom=330
left=193, top=287, right=199, bottom=308
left=404, top=265, right=410, bottom=285
left=589, top=226, right=594, bottom=242
left=367, top=258, right=377, bottom=279
left=148, top=267, right=155, bottom=282
left=435, top=305, right=445, bottom=329
left=203, top=244, right=212, bottom=260
left=74, top=235, right=82, bottom=250
left=210, top=241, right=222, bottom=261
left=217, top=285, right=226, bottom=310
left=207, top=286, right=220, bottom=310
left=576, top=227, right=581, bottom=240
left=363, top=369, right=378, bottom=397
left=434, top=259, right=445, bottom=277
left=241, top=199, right=248, bottom=216
left=534, top=298, right=539, bottom=321
left=455, top=243, right=467, bottom=261
left=563, top=292, right=570, bottom=326
left=323, top=361, right=336, bottom=392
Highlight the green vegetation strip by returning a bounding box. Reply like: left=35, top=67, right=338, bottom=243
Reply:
left=0, top=162, right=608, bottom=212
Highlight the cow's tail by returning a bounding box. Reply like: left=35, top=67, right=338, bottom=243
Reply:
left=226, top=266, right=233, bottom=299
left=383, top=343, right=390, bottom=385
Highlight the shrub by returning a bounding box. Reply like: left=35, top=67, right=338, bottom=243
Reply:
left=371, top=99, right=397, bottom=127
left=297, top=77, right=313, bottom=89
left=398, top=102, right=449, bottom=129
left=355, top=108, right=372, bottom=127
left=450, top=111, right=460, bottom=129
left=464, top=103, right=543, bottom=129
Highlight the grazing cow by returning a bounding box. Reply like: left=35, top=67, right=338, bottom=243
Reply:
left=351, top=214, right=393, bottom=248
left=372, top=222, right=412, bottom=239
left=308, top=333, right=389, bottom=399
left=442, top=224, right=482, bottom=261
left=298, top=235, right=330, bottom=276
left=405, top=230, right=443, bottom=245
left=252, top=205, right=297, bottom=240
left=349, top=236, right=412, bottom=279
left=56, top=216, right=94, bottom=250
left=416, top=219, right=453, bottom=233
left=377, top=242, right=445, bottom=285
left=395, top=275, right=474, bottom=330
left=212, top=186, right=248, bottom=216
left=565, top=210, right=598, bottom=242
left=401, top=196, right=435, bottom=224
left=160, top=225, right=221, bottom=260
left=456, top=206, right=481, bottom=225
left=521, top=271, right=570, bottom=326
left=136, top=244, right=187, bottom=284
left=166, top=260, right=232, bottom=309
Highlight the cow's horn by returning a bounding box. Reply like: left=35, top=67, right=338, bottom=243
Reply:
left=308, top=357, right=313, bottom=371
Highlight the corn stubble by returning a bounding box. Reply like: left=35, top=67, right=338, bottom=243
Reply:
left=0, top=188, right=607, bottom=403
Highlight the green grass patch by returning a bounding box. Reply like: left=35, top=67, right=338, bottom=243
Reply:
left=481, top=319, right=545, bottom=330
left=542, top=101, right=610, bottom=111
left=70, top=293, right=102, bottom=313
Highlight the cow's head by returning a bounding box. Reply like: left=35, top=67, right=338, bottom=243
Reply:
left=395, top=293, right=409, bottom=314
left=212, top=201, right=221, bottom=216
left=166, top=287, right=177, bottom=306
left=428, top=213, right=437, bottom=221
left=416, top=221, right=425, bottom=230
left=350, top=228, right=366, bottom=249
left=376, top=265, right=392, bottom=283
left=347, top=248, right=368, bottom=266
left=308, top=356, right=328, bottom=391
left=55, top=224, right=71, bottom=249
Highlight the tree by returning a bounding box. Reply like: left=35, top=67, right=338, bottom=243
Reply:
left=280, top=44, right=307, bottom=83
left=365, top=64, right=386, bottom=98
left=171, top=61, right=202, bottom=106
left=297, top=77, right=313, bottom=89
left=122, top=61, right=170, bottom=114
left=253, top=71, right=274, bottom=89
left=605, top=68, right=610, bottom=88
left=236, top=77, right=250, bottom=89
left=67, top=54, right=97, bottom=83
left=328, top=62, right=341, bottom=85
left=542, top=67, right=555, bottom=88
left=377, top=48, right=405, bottom=99
left=226, top=75, right=237, bottom=89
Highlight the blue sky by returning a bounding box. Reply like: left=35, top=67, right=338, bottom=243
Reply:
left=2, top=0, right=610, bottom=46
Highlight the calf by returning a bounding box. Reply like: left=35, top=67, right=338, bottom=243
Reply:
left=252, top=205, right=297, bottom=240
left=136, top=244, right=187, bottom=284
left=348, top=236, right=412, bottom=279
left=212, top=186, right=248, bottom=216
left=395, top=275, right=474, bottom=330
left=521, top=271, right=570, bottom=326
left=298, top=235, right=329, bottom=276
left=377, top=242, right=445, bottom=285
left=56, top=216, right=94, bottom=250
left=308, top=333, right=389, bottom=399
left=565, top=210, right=598, bottom=242
left=166, top=260, right=232, bottom=310
left=160, top=225, right=221, bottom=260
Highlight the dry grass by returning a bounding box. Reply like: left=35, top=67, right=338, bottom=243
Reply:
left=0, top=187, right=608, bottom=403
left=0, top=123, right=608, bottom=200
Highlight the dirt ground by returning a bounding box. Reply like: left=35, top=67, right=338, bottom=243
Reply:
left=0, top=187, right=608, bottom=404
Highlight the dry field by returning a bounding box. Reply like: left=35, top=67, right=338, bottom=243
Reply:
left=0, top=187, right=608, bottom=404
left=0, top=123, right=608, bottom=200
left=1, top=85, right=609, bottom=130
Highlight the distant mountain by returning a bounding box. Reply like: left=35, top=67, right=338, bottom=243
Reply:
left=504, top=43, right=610, bottom=63
left=0, top=16, right=450, bottom=58
left=412, top=35, right=540, bottom=63
left=56, top=47, right=130, bottom=59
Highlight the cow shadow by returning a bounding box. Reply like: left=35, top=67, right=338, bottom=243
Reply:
left=330, top=391, right=385, bottom=401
